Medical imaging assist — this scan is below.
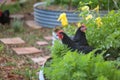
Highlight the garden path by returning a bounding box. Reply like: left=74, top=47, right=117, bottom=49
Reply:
left=0, top=36, right=52, bottom=66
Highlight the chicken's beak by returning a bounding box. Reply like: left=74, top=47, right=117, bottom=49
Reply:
left=57, top=30, right=64, bottom=40
left=57, top=34, right=63, bottom=40
left=83, top=28, right=87, bottom=32
left=80, top=26, right=87, bottom=32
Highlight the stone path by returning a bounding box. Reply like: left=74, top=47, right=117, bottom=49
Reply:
left=25, top=20, right=42, bottom=29
left=12, top=47, right=42, bottom=55
left=0, top=37, right=25, bottom=45
left=31, top=56, right=51, bottom=66
left=0, top=37, right=26, bottom=48
left=0, top=12, right=53, bottom=65
left=10, top=14, right=24, bottom=20
left=0, top=0, right=16, bottom=5
left=36, top=41, right=48, bottom=46
left=44, top=36, right=52, bottom=41
left=0, top=37, right=51, bottom=66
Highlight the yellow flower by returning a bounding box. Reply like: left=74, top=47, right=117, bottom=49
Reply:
left=77, top=22, right=81, bottom=27
left=95, top=17, right=103, bottom=28
left=85, top=14, right=93, bottom=20
left=81, top=6, right=89, bottom=11
left=93, top=5, right=99, bottom=13
left=57, top=13, right=68, bottom=27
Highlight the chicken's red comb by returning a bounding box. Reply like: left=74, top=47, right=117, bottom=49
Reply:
left=80, top=24, right=86, bottom=28
left=82, top=24, right=85, bottom=26
left=0, top=10, right=2, bottom=16
left=57, top=30, right=63, bottom=33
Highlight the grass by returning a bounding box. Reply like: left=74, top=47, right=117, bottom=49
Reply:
left=1, top=2, right=21, bottom=14
left=0, top=0, right=37, bottom=14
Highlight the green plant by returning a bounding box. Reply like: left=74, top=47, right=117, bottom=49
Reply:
left=51, top=40, right=70, bottom=58
left=0, top=44, right=4, bottom=51
left=46, top=0, right=120, bottom=10
left=4, top=62, right=16, bottom=66
left=24, top=67, right=39, bottom=80
left=63, top=24, right=77, bottom=36
left=0, top=2, right=21, bottom=14
left=12, top=19, right=24, bottom=32
left=85, top=10, right=120, bottom=50
left=44, top=50, right=120, bottom=80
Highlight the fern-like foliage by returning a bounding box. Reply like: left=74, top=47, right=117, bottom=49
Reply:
left=51, top=40, right=70, bottom=58
left=44, top=51, right=120, bottom=80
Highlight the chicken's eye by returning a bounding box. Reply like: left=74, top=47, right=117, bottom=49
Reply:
left=57, top=33, right=63, bottom=39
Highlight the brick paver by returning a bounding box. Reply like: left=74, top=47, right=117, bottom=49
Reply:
left=0, top=37, right=25, bottom=45
left=44, top=36, right=52, bottom=41
left=31, top=56, right=51, bottom=65
left=12, top=47, right=42, bottom=55
left=36, top=41, right=48, bottom=46
left=0, top=0, right=16, bottom=5
left=25, top=20, right=42, bottom=29
left=31, top=57, right=46, bottom=65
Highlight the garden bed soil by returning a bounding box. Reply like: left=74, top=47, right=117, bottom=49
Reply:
left=37, top=4, right=77, bottom=11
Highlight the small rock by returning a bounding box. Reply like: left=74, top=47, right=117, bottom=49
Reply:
left=25, top=20, right=42, bottom=29
left=12, top=47, right=42, bottom=55
left=31, top=57, right=47, bottom=66
left=36, top=41, right=48, bottom=46
left=44, top=36, right=52, bottom=41
left=0, top=37, right=25, bottom=45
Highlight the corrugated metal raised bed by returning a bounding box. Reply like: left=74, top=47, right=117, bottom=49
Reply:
left=33, top=2, right=110, bottom=28
left=34, top=2, right=80, bottom=28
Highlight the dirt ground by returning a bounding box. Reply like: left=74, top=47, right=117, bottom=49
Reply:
left=0, top=1, right=53, bottom=80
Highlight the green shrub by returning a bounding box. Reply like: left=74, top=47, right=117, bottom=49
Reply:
left=86, top=10, right=120, bottom=50
left=51, top=40, right=70, bottom=58
left=44, top=50, right=120, bottom=80
left=63, top=24, right=77, bottom=36
left=12, top=19, right=24, bottom=32
left=0, top=2, right=21, bottom=14
left=47, top=0, right=120, bottom=10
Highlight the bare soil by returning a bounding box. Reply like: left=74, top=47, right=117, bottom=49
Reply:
left=0, top=1, right=53, bottom=80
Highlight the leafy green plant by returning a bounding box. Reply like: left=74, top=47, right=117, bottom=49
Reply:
left=24, top=67, right=39, bottom=80
left=44, top=50, right=120, bottom=80
left=46, top=0, right=120, bottom=10
left=63, top=24, right=77, bottom=36
left=12, top=19, right=24, bottom=33
left=1, top=2, right=21, bottom=14
left=85, top=10, right=120, bottom=50
left=51, top=40, right=70, bottom=58
left=4, top=62, right=16, bottom=66
left=0, top=44, right=4, bottom=51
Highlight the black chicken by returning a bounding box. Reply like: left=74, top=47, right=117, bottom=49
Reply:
left=57, top=30, right=110, bottom=59
left=57, top=30, right=94, bottom=54
left=73, top=24, right=89, bottom=46
left=0, top=10, right=10, bottom=25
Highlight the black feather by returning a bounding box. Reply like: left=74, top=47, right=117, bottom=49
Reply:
left=0, top=10, right=10, bottom=25
left=60, top=32, right=93, bottom=54
left=73, top=27, right=89, bottom=46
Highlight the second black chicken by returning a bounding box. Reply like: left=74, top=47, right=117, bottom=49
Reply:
left=0, top=10, right=10, bottom=25
left=72, top=24, right=89, bottom=46
left=57, top=30, right=94, bottom=54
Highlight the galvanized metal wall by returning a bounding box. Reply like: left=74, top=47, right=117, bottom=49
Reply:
left=34, top=2, right=109, bottom=28
left=34, top=2, right=80, bottom=28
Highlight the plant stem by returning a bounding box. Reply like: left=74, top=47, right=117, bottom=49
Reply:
left=108, top=0, right=110, bottom=12
left=68, top=0, right=72, bottom=10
